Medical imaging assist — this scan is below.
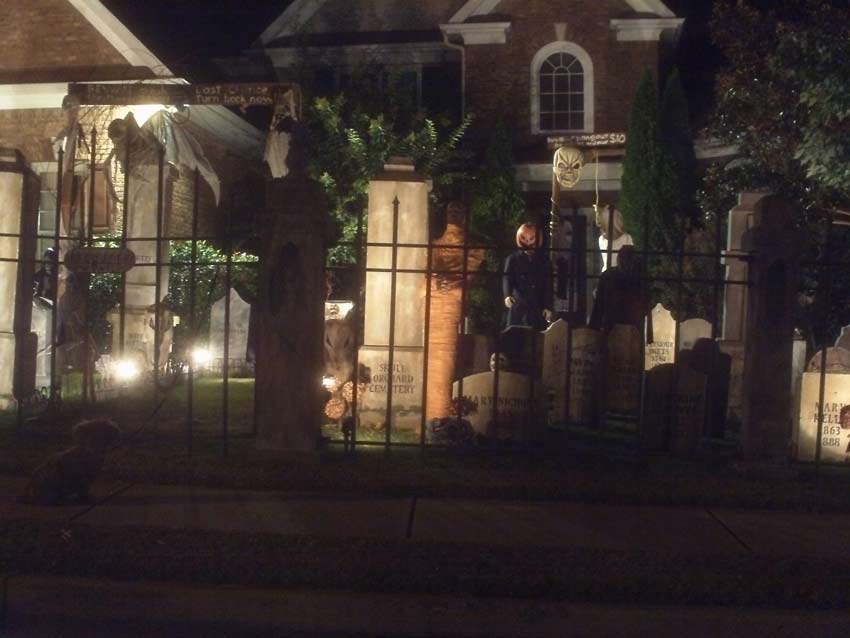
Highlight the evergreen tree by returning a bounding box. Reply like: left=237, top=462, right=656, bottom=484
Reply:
left=660, top=69, right=697, bottom=225
left=620, top=70, right=677, bottom=253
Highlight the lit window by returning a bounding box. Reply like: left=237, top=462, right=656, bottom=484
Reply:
left=531, top=42, right=594, bottom=134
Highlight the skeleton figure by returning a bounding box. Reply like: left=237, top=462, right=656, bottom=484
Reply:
left=489, top=352, right=510, bottom=372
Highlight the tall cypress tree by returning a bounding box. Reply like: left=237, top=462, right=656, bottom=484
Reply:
left=660, top=69, right=697, bottom=225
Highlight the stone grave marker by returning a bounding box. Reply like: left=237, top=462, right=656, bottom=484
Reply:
left=834, top=325, right=850, bottom=352
left=679, top=318, right=712, bottom=352
left=796, top=371, right=850, bottom=463
left=806, top=347, right=850, bottom=374
left=499, top=325, right=543, bottom=377
left=680, top=338, right=731, bottom=438
left=541, top=319, right=568, bottom=424
left=31, top=298, right=52, bottom=390
left=453, top=370, right=546, bottom=442
left=569, top=327, right=599, bottom=424
left=643, top=363, right=707, bottom=455
left=606, top=324, right=642, bottom=413
left=645, top=303, right=675, bottom=370
left=210, top=289, right=252, bottom=375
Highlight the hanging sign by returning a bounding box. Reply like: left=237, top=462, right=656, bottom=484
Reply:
left=547, top=132, right=627, bottom=150
left=64, top=247, right=136, bottom=273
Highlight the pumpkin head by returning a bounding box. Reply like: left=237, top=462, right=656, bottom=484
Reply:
left=516, top=222, right=542, bottom=250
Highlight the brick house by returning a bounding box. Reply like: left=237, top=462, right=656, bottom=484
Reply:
left=241, top=0, right=683, bottom=314
left=0, top=0, right=265, bottom=248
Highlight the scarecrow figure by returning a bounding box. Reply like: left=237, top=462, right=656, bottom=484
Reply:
left=503, top=222, right=553, bottom=330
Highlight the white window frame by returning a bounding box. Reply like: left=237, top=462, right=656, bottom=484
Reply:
left=530, top=41, right=594, bottom=135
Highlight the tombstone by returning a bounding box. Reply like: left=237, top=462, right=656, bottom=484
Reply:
left=740, top=196, right=802, bottom=462
left=209, top=289, right=252, bottom=375
left=452, top=371, right=546, bottom=441
left=31, top=298, right=53, bottom=391
left=678, top=318, right=712, bottom=352
left=605, top=324, right=642, bottom=413
left=0, top=149, right=39, bottom=407
left=680, top=338, right=731, bottom=438
left=806, top=347, right=850, bottom=374
left=645, top=303, right=675, bottom=370
left=790, top=337, right=808, bottom=448
left=541, top=319, right=568, bottom=425
left=569, top=327, right=599, bottom=423
left=358, top=159, right=429, bottom=430
left=643, top=363, right=708, bottom=455
left=796, top=371, right=850, bottom=463
left=499, top=325, right=543, bottom=377
left=835, top=325, right=850, bottom=352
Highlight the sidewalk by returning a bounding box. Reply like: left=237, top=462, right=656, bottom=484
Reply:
left=4, top=475, right=850, bottom=559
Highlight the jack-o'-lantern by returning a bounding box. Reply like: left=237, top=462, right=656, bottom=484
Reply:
left=516, top=223, right=542, bottom=250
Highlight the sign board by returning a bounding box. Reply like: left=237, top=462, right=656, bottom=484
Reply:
left=548, top=132, right=627, bottom=149
left=65, top=247, right=135, bottom=273
left=68, top=82, right=301, bottom=116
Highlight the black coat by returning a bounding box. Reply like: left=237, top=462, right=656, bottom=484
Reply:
left=502, top=250, right=552, bottom=329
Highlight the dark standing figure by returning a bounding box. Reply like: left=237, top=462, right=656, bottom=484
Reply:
left=503, top=223, right=553, bottom=330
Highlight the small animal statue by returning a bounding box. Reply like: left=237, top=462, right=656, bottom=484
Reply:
left=19, top=419, right=121, bottom=505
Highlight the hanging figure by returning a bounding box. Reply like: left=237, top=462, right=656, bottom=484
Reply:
left=503, top=222, right=553, bottom=330
left=595, top=204, right=634, bottom=272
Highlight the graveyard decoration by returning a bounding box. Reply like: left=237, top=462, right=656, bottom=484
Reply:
left=503, top=222, right=553, bottom=330
left=741, top=196, right=802, bottom=462
left=209, top=289, right=253, bottom=376
left=594, top=205, right=634, bottom=272
left=643, top=363, right=708, bottom=455
left=796, top=349, right=850, bottom=463
left=358, top=159, right=430, bottom=430
left=680, top=338, right=732, bottom=439
left=0, top=151, right=40, bottom=407
left=256, top=123, right=330, bottom=451
left=645, top=303, right=675, bottom=370
left=425, top=202, right=485, bottom=420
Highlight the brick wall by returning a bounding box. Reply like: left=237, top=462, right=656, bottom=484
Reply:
left=0, top=0, right=149, bottom=82
left=464, top=0, right=660, bottom=154
left=0, top=108, right=65, bottom=163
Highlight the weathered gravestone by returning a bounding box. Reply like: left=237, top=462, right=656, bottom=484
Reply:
left=645, top=303, right=675, bottom=370
left=209, top=289, right=252, bottom=375
left=834, top=325, right=850, bottom=352
left=31, top=298, right=52, bottom=390
left=679, top=338, right=731, bottom=438
left=605, top=324, right=642, bottom=413
left=541, top=319, right=568, bottom=424
left=452, top=371, right=546, bottom=442
left=806, top=347, right=850, bottom=373
left=741, top=196, right=802, bottom=462
left=679, top=318, right=712, bottom=352
left=499, top=325, right=543, bottom=377
left=569, top=327, right=599, bottom=423
left=796, top=353, right=850, bottom=462
left=643, top=363, right=707, bottom=455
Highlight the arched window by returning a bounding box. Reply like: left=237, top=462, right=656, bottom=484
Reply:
left=531, top=42, right=594, bottom=134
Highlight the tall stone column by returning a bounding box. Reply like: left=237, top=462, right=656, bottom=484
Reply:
left=0, top=149, right=39, bottom=406
left=255, top=133, right=328, bottom=451
left=358, top=159, right=430, bottom=430
left=740, top=195, right=802, bottom=462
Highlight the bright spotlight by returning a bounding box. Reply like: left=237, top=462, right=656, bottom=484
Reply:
left=113, top=359, right=140, bottom=382
left=192, top=347, right=212, bottom=367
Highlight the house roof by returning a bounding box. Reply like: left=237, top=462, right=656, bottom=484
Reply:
left=260, top=0, right=676, bottom=45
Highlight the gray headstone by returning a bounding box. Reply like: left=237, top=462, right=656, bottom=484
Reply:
left=835, top=325, right=850, bottom=351
left=679, top=318, right=712, bottom=352
left=680, top=338, right=731, bottom=438
left=644, top=363, right=707, bottom=455
left=210, top=289, right=252, bottom=374
left=452, top=371, right=546, bottom=442
left=569, top=327, right=599, bottom=424
left=542, top=319, right=568, bottom=424
left=806, top=348, right=850, bottom=374
left=606, top=324, right=642, bottom=413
